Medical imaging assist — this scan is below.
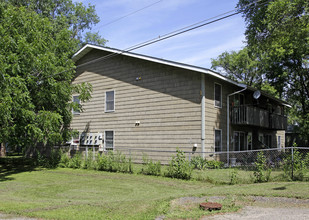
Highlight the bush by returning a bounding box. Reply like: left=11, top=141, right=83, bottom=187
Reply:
left=165, top=149, right=192, bottom=180
left=283, top=149, right=305, bottom=181
left=81, top=150, right=94, bottom=170
left=206, top=160, right=224, bottom=169
left=94, top=151, right=133, bottom=173
left=58, top=150, right=70, bottom=168
left=190, top=156, right=207, bottom=170
left=68, top=152, right=82, bottom=169
left=229, top=169, right=239, bottom=185
left=34, top=149, right=61, bottom=168
left=253, top=152, right=271, bottom=183
left=140, top=154, right=161, bottom=176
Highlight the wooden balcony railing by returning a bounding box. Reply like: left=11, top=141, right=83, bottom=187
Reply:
left=231, top=105, right=287, bottom=130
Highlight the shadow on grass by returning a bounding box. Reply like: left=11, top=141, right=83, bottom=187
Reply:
left=0, top=156, right=37, bottom=182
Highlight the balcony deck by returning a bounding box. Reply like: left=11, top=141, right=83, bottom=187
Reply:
left=231, top=105, right=287, bottom=130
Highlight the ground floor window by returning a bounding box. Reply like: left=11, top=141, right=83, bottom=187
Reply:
left=234, top=131, right=246, bottom=151
left=215, top=129, right=222, bottom=152
left=105, top=131, right=114, bottom=150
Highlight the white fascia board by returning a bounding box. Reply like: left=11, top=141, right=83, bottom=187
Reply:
left=72, top=44, right=246, bottom=88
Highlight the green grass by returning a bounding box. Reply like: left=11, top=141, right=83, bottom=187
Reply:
left=1, top=162, right=309, bottom=219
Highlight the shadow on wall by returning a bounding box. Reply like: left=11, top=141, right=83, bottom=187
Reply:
left=74, top=49, right=202, bottom=105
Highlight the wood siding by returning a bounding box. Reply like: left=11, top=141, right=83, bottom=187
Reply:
left=72, top=50, right=203, bottom=155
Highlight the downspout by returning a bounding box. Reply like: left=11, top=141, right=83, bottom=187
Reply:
left=227, top=86, right=247, bottom=166
left=201, top=74, right=206, bottom=158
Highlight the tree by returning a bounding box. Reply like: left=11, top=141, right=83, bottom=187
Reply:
left=5, top=0, right=106, bottom=47
left=211, top=48, right=263, bottom=86
left=236, top=0, right=309, bottom=141
left=0, top=3, right=92, bottom=156
left=211, top=48, right=279, bottom=97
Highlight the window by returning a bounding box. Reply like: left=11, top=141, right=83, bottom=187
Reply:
left=214, top=83, right=222, bottom=108
left=72, top=95, right=80, bottom=115
left=104, top=131, right=114, bottom=150
left=105, top=91, right=115, bottom=112
left=234, top=131, right=246, bottom=151
left=215, top=129, right=222, bottom=152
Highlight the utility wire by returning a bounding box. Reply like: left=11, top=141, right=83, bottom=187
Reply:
left=42, top=0, right=265, bottom=79
left=93, top=0, right=163, bottom=29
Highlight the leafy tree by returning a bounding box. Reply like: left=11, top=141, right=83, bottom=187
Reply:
left=4, top=0, right=106, bottom=46
left=211, top=48, right=263, bottom=86
left=237, top=0, right=309, bottom=142
left=0, top=3, right=92, bottom=156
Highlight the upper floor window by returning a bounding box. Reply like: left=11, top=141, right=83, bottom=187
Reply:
left=214, top=83, right=222, bottom=108
left=105, top=90, right=115, bottom=112
left=72, top=95, right=80, bottom=115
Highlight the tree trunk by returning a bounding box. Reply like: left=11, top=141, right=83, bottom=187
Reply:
left=0, top=143, right=6, bottom=157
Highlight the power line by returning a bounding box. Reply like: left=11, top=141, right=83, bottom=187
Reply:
left=93, top=0, right=163, bottom=30
left=43, top=0, right=266, bottom=80
left=75, top=10, right=245, bottom=69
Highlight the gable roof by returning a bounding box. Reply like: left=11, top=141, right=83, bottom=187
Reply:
left=72, top=44, right=245, bottom=87
left=72, top=44, right=290, bottom=107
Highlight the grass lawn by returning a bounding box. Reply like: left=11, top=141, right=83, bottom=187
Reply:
left=1, top=164, right=309, bottom=220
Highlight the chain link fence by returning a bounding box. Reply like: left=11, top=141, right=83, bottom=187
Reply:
left=66, top=145, right=309, bottom=169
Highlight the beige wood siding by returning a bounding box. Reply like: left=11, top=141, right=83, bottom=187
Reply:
left=72, top=51, right=202, bottom=160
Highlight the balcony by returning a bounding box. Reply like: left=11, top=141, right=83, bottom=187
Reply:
left=231, top=105, right=287, bottom=130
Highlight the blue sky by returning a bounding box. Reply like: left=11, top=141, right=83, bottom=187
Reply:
left=74, top=0, right=246, bottom=68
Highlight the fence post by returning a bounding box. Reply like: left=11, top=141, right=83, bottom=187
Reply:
left=93, top=146, right=95, bottom=160
left=291, top=145, right=294, bottom=180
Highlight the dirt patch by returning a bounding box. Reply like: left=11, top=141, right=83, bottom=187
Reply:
left=0, top=213, right=38, bottom=220
left=206, top=206, right=309, bottom=220
left=163, top=196, right=309, bottom=220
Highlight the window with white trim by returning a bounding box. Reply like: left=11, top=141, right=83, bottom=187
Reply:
left=105, top=90, right=115, bottom=112
left=215, top=129, right=222, bottom=152
left=104, top=131, right=114, bottom=150
left=72, top=95, right=80, bottom=115
left=214, top=83, right=222, bottom=108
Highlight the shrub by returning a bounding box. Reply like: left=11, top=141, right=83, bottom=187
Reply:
left=253, top=151, right=271, bottom=183
left=81, top=150, right=94, bottom=170
left=58, top=150, right=70, bottom=168
left=206, top=160, right=224, bottom=169
left=34, top=149, right=61, bottom=168
left=229, top=169, right=239, bottom=185
left=304, top=152, right=309, bottom=169
left=140, top=154, right=161, bottom=176
left=190, top=156, right=207, bottom=170
left=94, top=151, right=133, bottom=173
left=165, top=149, right=192, bottom=180
left=68, top=152, right=82, bottom=169
left=283, top=149, right=305, bottom=181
